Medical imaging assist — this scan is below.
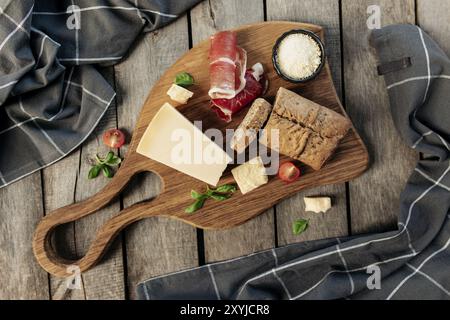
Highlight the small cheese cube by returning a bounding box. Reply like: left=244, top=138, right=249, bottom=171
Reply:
left=304, top=197, right=332, bottom=213
left=167, top=84, right=194, bottom=104
left=231, top=156, right=268, bottom=195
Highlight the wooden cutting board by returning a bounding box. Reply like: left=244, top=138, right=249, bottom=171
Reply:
left=33, top=21, right=369, bottom=277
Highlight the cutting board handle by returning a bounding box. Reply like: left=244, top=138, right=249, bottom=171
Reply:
left=32, top=154, right=161, bottom=277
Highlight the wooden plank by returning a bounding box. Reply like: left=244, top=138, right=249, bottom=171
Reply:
left=43, top=68, right=125, bottom=300
left=342, top=0, right=417, bottom=234
left=417, top=0, right=450, bottom=53
left=266, top=0, right=349, bottom=245
left=190, top=0, right=275, bottom=262
left=43, top=146, right=83, bottom=299
left=0, top=174, right=49, bottom=299
left=114, top=16, right=198, bottom=299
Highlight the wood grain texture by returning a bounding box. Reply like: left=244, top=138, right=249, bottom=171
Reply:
left=114, top=16, right=199, bottom=299
left=190, top=0, right=275, bottom=262
left=42, top=142, right=83, bottom=300
left=32, top=21, right=368, bottom=278
left=0, top=174, right=49, bottom=299
left=342, top=0, right=417, bottom=234
left=417, top=0, right=450, bottom=54
left=266, top=0, right=349, bottom=245
left=43, top=68, right=125, bottom=300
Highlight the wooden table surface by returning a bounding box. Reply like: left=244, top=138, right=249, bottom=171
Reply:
left=0, top=0, right=448, bottom=300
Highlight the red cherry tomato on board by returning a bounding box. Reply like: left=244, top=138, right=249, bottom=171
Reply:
left=103, top=129, right=126, bottom=148
left=278, top=162, right=301, bottom=184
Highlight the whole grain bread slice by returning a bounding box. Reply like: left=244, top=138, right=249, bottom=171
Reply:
left=262, top=88, right=351, bottom=170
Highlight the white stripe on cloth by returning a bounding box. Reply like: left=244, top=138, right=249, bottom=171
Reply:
left=418, top=26, right=431, bottom=104
left=0, top=117, right=36, bottom=135
left=406, top=263, right=450, bottom=297
left=387, top=233, right=450, bottom=300
left=134, top=0, right=143, bottom=21
left=411, top=129, right=449, bottom=151
left=207, top=265, right=221, bottom=300
left=0, top=170, right=7, bottom=185
left=0, top=80, right=18, bottom=90
left=0, top=5, right=33, bottom=52
left=290, top=252, right=417, bottom=300
left=272, top=269, right=292, bottom=299
left=0, top=68, right=75, bottom=136
left=19, top=98, right=65, bottom=156
left=336, top=238, right=355, bottom=295
left=412, top=131, right=433, bottom=149
left=404, top=162, right=450, bottom=227
left=272, top=248, right=278, bottom=267
left=32, top=5, right=178, bottom=18
left=398, top=222, right=417, bottom=255
left=58, top=56, right=123, bottom=62
left=387, top=75, right=450, bottom=90
left=30, top=27, right=61, bottom=47
left=437, top=134, right=450, bottom=151
left=0, top=93, right=115, bottom=187
left=65, top=81, right=112, bottom=105
left=0, top=6, right=29, bottom=35
left=236, top=162, right=450, bottom=298
left=415, top=168, right=450, bottom=192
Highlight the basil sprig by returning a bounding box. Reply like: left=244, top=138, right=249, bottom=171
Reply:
left=88, top=151, right=122, bottom=179
left=185, top=184, right=237, bottom=214
left=174, top=72, right=194, bottom=87
left=292, top=219, right=309, bottom=235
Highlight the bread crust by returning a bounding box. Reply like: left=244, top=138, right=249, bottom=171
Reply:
left=262, top=88, right=351, bottom=170
left=231, top=98, right=273, bottom=153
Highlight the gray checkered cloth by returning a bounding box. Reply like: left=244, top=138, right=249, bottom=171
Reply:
left=137, top=24, right=450, bottom=300
left=0, top=0, right=200, bottom=187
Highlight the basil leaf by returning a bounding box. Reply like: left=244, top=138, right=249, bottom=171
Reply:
left=215, top=184, right=237, bottom=193
left=105, top=151, right=115, bottom=163
left=205, top=185, right=215, bottom=197
left=191, top=190, right=204, bottom=199
left=185, top=198, right=205, bottom=214
left=88, top=165, right=101, bottom=179
left=292, top=219, right=309, bottom=235
left=210, top=193, right=231, bottom=201
left=174, top=72, right=194, bottom=87
left=102, top=165, right=114, bottom=178
left=106, top=155, right=122, bottom=166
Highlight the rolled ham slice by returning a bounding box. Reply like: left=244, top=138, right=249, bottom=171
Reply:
left=208, top=31, right=247, bottom=99
left=211, top=63, right=266, bottom=122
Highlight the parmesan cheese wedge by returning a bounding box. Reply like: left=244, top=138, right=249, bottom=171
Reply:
left=231, top=156, right=268, bottom=195
left=167, top=84, right=194, bottom=104
left=137, top=103, right=231, bottom=186
left=304, top=197, right=332, bottom=213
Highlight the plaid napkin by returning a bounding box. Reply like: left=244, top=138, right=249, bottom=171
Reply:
left=0, top=0, right=201, bottom=188
left=137, top=24, right=450, bottom=300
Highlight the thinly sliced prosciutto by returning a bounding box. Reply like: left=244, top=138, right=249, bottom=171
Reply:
left=208, top=31, right=247, bottom=100
left=211, top=63, right=266, bottom=122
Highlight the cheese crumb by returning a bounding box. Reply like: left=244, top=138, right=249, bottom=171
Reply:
left=304, top=197, right=331, bottom=213
left=167, top=84, right=194, bottom=104
left=277, top=33, right=322, bottom=80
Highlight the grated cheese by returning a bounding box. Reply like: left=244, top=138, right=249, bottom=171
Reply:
left=277, top=33, right=322, bottom=80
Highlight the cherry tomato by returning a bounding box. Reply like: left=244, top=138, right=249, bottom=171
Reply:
left=278, top=162, right=301, bottom=184
left=103, top=129, right=125, bottom=148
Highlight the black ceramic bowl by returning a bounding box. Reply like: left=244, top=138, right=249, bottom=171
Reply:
left=272, top=29, right=326, bottom=83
